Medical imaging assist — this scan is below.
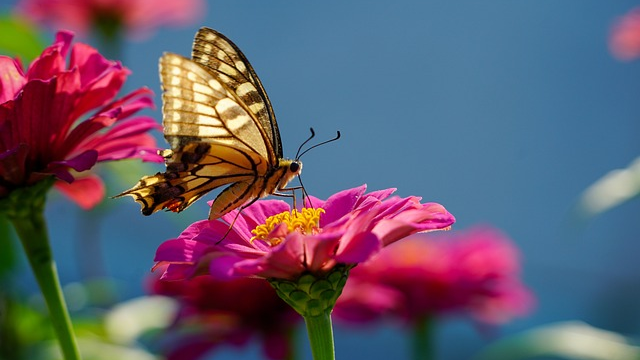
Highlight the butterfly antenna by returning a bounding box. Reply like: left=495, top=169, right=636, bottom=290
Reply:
left=297, top=131, right=341, bottom=159
left=295, top=127, right=316, bottom=160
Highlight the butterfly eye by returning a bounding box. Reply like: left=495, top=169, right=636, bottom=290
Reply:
left=289, top=161, right=301, bottom=173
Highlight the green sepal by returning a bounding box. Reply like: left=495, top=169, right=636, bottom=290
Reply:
left=268, top=264, right=350, bottom=317
left=0, top=177, right=55, bottom=219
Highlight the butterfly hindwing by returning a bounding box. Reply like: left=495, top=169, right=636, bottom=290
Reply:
left=124, top=142, right=267, bottom=215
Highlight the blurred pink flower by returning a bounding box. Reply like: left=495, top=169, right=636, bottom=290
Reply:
left=610, top=7, right=640, bottom=61
left=16, top=0, right=205, bottom=40
left=154, top=185, right=455, bottom=282
left=333, top=226, right=534, bottom=326
left=0, top=31, right=162, bottom=207
left=149, top=273, right=299, bottom=360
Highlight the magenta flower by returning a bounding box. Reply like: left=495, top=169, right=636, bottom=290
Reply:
left=16, top=0, right=205, bottom=40
left=154, top=185, right=454, bottom=360
left=149, top=272, right=299, bottom=360
left=0, top=31, right=162, bottom=206
left=610, top=7, right=640, bottom=61
left=153, top=185, right=455, bottom=282
left=333, top=226, right=534, bottom=326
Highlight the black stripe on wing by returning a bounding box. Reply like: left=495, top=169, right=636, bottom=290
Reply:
left=191, top=27, right=282, bottom=161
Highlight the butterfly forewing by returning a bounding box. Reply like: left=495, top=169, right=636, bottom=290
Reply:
left=160, top=53, right=270, bottom=159
left=191, top=28, right=282, bottom=162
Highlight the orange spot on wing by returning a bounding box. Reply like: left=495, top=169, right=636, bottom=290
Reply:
left=165, top=200, right=183, bottom=212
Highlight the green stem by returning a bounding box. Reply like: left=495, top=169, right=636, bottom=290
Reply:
left=10, top=210, right=81, bottom=360
left=412, top=316, right=434, bottom=360
left=303, top=311, right=335, bottom=360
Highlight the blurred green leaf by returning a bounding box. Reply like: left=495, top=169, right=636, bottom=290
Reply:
left=474, top=321, right=640, bottom=360
left=574, top=156, right=640, bottom=219
left=0, top=296, right=53, bottom=360
left=0, top=13, right=46, bottom=62
left=0, top=216, right=17, bottom=277
left=104, top=296, right=177, bottom=345
left=46, top=338, right=160, bottom=360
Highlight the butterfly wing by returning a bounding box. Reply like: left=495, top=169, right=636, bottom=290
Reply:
left=191, top=27, right=282, bottom=162
left=117, top=29, right=300, bottom=220
left=161, top=53, right=271, bottom=160
left=116, top=53, right=275, bottom=217
left=120, top=142, right=267, bottom=216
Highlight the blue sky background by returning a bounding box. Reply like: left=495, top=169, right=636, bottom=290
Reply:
left=4, top=1, right=640, bottom=359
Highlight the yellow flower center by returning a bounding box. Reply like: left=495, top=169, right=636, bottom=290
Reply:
left=251, top=208, right=325, bottom=246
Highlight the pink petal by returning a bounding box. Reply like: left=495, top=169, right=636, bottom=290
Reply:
left=98, top=87, right=155, bottom=118
left=209, top=254, right=246, bottom=279
left=54, top=31, right=74, bottom=58
left=63, top=110, right=120, bottom=151
left=154, top=238, right=213, bottom=264
left=95, top=116, right=160, bottom=141
left=26, top=38, right=66, bottom=80
left=369, top=202, right=455, bottom=245
left=46, top=150, right=98, bottom=182
left=196, top=221, right=249, bottom=248
left=69, top=42, right=114, bottom=88
left=320, top=184, right=367, bottom=226
left=0, top=56, right=26, bottom=103
left=94, top=133, right=163, bottom=162
left=54, top=174, right=105, bottom=209
left=242, top=233, right=307, bottom=279
left=14, top=78, right=61, bottom=158
left=177, top=220, right=211, bottom=240
left=159, top=263, right=198, bottom=281
left=355, top=187, right=396, bottom=207
left=70, top=64, right=128, bottom=120
left=334, top=231, right=380, bottom=264
left=303, top=233, right=343, bottom=272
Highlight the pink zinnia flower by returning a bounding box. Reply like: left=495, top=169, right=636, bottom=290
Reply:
left=0, top=31, right=162, bottom=207
left=149, top=273, right=299, bottom=360
left=610, top=7, right=640, bottom=61
left=16, top=0, right=205, bottom=40
left=154, top=185, right=455, bottom=282
left=333, top=226, right=534, bottom=326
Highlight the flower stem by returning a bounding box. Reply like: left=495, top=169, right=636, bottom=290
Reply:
left=412, top=316, right=434, bottom=360
left=303, top=311, right=335, bottom=360
left=7, top=180, right=81, bottom=360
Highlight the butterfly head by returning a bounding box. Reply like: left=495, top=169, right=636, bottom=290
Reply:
left=289, top=160, right=302, bottom=175
left=279, top=159, right=303, bottom=179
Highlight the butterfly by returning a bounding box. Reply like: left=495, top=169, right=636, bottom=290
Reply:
left=116, top=27, right=303, bottom=221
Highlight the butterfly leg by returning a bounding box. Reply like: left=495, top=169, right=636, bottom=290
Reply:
left=274, top=186, right=305, bottom=210
left=215, top=194, right=264, bottom=245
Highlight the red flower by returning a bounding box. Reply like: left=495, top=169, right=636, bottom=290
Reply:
left=610, top=7, right=640, bottom=61
left=16, top=0, right=205, bottom=40
left=149, top=273, right=299, bottom=360
left=0, top=31, right=162, bottom=206
left=333, top=226, right=534, bottom=326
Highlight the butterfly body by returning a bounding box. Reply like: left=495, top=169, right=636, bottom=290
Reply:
left=117, top=28, right=301, bottom=220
